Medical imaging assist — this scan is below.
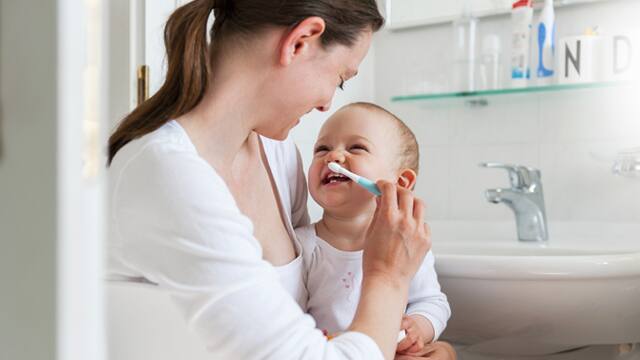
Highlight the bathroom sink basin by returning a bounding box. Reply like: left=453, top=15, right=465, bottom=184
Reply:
left=432, top=234, right=640, bottom=356
left=437, top=243, right=631, bottom=257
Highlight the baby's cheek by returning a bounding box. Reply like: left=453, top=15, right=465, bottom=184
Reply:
left=308, top=162, right=322, bottom=180
left=308, top=163, right=325, bottom=190
left=363, top=166, right=394, bottom=183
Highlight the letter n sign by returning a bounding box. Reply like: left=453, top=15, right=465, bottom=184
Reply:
left=565, top=40, right=581, bottom=78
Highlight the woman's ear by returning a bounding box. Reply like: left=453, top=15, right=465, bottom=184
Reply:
left=279, top=17, right=326, bottom=66
left=397, top=168, right=417, bottom=190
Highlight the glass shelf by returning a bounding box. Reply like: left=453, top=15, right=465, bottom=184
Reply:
left=391, top=81, right=627, bottom=105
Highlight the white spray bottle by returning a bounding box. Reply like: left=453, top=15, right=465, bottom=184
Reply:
left=510, top=0, right=533, bottom=88
left=536, top=0, right=556, bottom=85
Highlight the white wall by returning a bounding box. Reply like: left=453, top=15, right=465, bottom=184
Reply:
left=373, top=0, right=640, bottom=241
left=0, top=2, right=58, bottom=359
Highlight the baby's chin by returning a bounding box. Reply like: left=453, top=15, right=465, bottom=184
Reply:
left=313, top=191, right=375, bottom=215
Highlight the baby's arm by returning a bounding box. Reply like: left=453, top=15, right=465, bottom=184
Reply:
left=398, top=251, right=451, bottom=353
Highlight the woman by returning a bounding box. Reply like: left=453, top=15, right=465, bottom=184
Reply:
left=108, top=0, right=454, bottom=359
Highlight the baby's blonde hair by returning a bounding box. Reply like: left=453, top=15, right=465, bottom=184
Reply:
left=343, top=102, right=420, bottom=175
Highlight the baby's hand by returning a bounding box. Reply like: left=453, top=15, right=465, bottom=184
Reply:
left=396, top=314, right=435, bottom=354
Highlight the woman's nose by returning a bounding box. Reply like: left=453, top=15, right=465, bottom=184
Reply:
left=316, top=99, right=333, bottom=112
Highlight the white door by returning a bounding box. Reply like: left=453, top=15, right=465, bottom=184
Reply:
left=58, top=1, right=109, bottom=360
left=142, top=0, right=183, bottom=99
left=108, top=0, right=184, bottom=126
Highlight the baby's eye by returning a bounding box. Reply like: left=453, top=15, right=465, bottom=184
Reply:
left=314, top=145, right=329, bottom=155
left=349, top=144, right=368, bottom=152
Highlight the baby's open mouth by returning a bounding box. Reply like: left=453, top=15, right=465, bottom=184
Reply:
left=322, top=172, right=351, bottom=185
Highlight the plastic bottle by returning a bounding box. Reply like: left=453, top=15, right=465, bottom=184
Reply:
left=510, top=0, right=533, bottom=88
left=451, top=2, right=478, bottom=92
left=536, top=0, right=556, bottom=85
left=480, top=34, right=502, bottom=90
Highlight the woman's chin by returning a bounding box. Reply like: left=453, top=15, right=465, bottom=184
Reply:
left=256, top=129, right=289, bottom=141
left=257, top=120, right=300, bottom=141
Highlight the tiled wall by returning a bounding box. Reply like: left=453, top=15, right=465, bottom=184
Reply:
left=374, top=0, right=640, bottom=242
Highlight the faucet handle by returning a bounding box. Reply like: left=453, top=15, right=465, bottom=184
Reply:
left=479, top=162, right=540, bottom=189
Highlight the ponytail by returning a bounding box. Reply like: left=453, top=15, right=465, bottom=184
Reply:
left=108, top=0, right=215, bottom=164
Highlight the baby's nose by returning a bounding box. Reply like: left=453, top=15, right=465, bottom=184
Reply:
left=325, top=150, right=345, bottom=164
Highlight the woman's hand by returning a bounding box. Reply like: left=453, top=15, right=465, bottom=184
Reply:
left=362, top=181, right=431, bottom=288
left=394, top=341, right=457, bottom=360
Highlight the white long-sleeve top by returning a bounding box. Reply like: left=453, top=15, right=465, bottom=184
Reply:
left=108, top=120, right=384, bottom=360
left=296, top=224, right=451, bottom=340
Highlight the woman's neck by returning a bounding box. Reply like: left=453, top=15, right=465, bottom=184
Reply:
left=176, top=56, right=269, bottom=174
left=316, top=209, right=375, bottom=251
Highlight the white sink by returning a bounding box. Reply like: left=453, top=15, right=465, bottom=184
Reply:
left=432, top=227, right=640, bottom=356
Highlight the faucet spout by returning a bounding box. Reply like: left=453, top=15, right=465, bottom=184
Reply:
left=485, top=188, right=504, bottom=204
left=481, top=163, right=549, bottom=242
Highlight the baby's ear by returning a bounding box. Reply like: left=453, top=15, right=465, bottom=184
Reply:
left=396, top=168, right=417, bottom=190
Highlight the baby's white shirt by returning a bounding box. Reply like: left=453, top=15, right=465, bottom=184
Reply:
left=296, top=223, right=451, bottom=341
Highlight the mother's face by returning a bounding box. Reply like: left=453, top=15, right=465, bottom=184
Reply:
left=257, top=28, right=373, bottom=140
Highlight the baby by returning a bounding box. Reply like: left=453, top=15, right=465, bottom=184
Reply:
left=296, top=102, right=451, bottom=355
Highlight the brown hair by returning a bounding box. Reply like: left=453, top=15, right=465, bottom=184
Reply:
left=108, top=0, right=384, bottom=164
left=347, top=102, right=420, bottom=174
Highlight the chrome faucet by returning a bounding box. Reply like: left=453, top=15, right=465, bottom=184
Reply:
left=480, top=162, right=549, bottom=242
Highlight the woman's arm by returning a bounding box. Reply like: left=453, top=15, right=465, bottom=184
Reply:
left=350, top=182, right=432, bottom=360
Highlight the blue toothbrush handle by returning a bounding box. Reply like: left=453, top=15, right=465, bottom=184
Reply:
left=357, top=178, right=382, bottom=196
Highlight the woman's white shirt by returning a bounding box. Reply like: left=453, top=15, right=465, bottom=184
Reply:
left=107, top=121, right=384, bottom=360
left=259, top=134, right=309, bottom=308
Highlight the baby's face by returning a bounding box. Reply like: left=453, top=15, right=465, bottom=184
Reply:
left=309, top=106, right=402, bottom=212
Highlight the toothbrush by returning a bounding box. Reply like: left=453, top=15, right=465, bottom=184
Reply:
left=328, top=162, right=382, bottom=196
